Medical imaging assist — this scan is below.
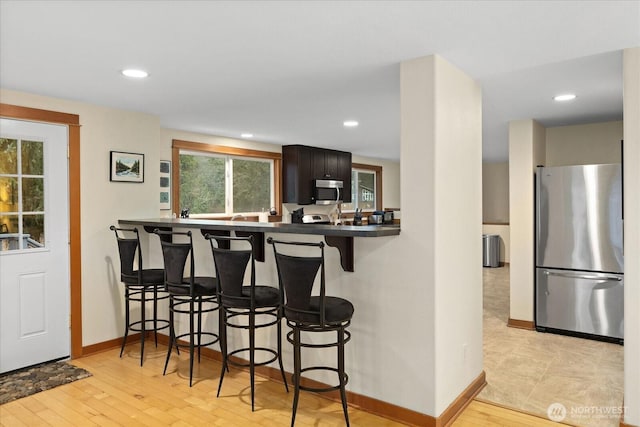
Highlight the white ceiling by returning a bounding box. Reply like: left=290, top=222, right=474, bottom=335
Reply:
left=1, top=1, right=638, bottom=162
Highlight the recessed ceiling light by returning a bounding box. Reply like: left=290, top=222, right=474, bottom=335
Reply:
left=121, top=69, right=149, bottom=78
left=343, top=120, right=359, bottom=128
left=241, top=133, right=253, bottom=138
left=553, top=94, right=576, bottom=102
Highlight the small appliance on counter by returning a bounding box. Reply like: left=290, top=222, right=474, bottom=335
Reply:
left=291, top=207, right=331, bottom=224
left=368, top=211, right=384, bottom=225
left=383, top=210, right=394, bottom=224
left=367, top=210, right=394, bottom=225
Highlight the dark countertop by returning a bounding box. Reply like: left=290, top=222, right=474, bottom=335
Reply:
left=118, top=218, right=401, bottom=238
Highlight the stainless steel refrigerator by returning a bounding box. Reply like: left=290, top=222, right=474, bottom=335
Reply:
left=535, top=164, right=624, bottom=342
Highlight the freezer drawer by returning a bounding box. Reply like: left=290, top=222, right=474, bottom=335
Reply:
left=536, top=268, right=623, bottom=339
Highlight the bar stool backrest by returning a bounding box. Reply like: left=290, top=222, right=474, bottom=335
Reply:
left=268, top=239, right=327, bottom=326
left=110, top=226, right=143, bottom=284
left=207, top=235, right=254, bottom=307
left=154, top=229, right=194, bottom=295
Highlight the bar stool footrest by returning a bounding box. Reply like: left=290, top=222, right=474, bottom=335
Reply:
left=125, top=289, right=170, bottom=303
left=225, top=310, right=279, bottom=329
left=286, top=329, right=351, bottom=348
left=127, top=319, right=170, bottom=333
left=173, top=332, right=219, bottom=349
left=227, top=347, right=279, bottom=368
left=294, top=366, right=349, bottom=393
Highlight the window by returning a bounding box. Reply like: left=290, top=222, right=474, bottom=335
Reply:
left=172, top=140, right=281, bottom=217
left=341, top=163, right=382, bottom=212
left=0, top=138, right=45, bottom=251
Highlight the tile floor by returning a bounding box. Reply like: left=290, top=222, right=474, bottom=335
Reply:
left=478, top=265, right=624, bottom=427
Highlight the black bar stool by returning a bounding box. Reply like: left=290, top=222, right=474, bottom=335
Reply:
left=206, top=234, right=288, bottom=411
left=110, top=226, right=170, bottom=366
left=154, top=229, right=219, bottom=387
left=268, top=237, right=354, bottom=426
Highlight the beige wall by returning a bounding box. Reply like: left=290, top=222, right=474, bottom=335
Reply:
left=0, top=88, right=162, bottom=346
left=482, top=121, right=622, bottom=224
left=546, top=120, right=623, bottom=166
left=508, top=119, right=545, bottom=322
left=482, top=162, right=509, bottom=223
left=401, top=55, right=483, bottom=415
left=623, top=47, right=640, bottom=427
left=483, top=121, right=620, bottom=264
left=482, top=162, right=509, bottom=264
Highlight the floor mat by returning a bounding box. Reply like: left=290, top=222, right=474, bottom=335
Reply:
left=0, top=360, right=91, bottom=405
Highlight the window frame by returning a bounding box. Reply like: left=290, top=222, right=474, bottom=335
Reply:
left=343, top=163, right=383, bottom=213
left=172, top=139, right=282, bottom=218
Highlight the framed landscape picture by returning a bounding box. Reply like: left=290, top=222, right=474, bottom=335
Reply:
left=160, top=160, right=171, bottom=210
left=110, top=151, right=144, bottom=183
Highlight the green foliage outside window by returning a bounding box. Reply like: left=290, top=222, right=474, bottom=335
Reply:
left=0, top=138, right=18, bottom=174
left=232, top=158, right=270, bottom=213
left=179, top=153, right=272, bottom=215
left=0, top=138, right=45, bottom=249
left=180, top=154, right=225, bottom=214
left=21, top=140, right=44, bottom=175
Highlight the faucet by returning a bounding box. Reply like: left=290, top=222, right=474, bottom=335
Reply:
left=231, top=214, right=245, bottom=221
left=334, top=203, right=343, bottom=225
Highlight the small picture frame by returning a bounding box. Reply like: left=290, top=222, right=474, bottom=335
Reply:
left=110, top=151, right=144, bottom=183
left=160, top=160, right=171, bottom=210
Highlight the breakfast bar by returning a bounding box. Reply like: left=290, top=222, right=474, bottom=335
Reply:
left=118, top=218, right=401, bottom=272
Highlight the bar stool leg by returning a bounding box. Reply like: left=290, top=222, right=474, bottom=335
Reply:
left=163, top=297, right=175, bottom=376
left=338, top=328, right=350, bottom=426
left=216, top=307, right=227, bottom=397
left=277, top=311, right=289, bottom=391
left=189, top=299, right=195, bottom=387
left=250, top=311, right=256, bottom=411
left=197, top=298, right=203, bottom=363
left=153, top=286, right=159, bottom=347
left=291, top=327, right=301, bottom=427
left=140, top=286, right=146, bottom=366
left=120, top=287, right=130, bottom=358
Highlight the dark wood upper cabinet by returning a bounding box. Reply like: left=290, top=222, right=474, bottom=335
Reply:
left=282, top=144, right=352, bottom=204
left=282, top=144, right=314, bottom=205
left=314, top=149, right=339, bottom=179
left=336, top=152, right=352, bottom=192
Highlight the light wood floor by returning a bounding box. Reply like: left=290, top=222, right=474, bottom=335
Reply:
left=0, top=344, right=564, bottom=426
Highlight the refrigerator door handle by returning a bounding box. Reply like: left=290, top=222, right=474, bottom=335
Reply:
left=543, top=270, right=622, bottom=282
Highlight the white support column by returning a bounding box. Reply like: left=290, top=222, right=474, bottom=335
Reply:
left=508, top=119, right=545, bottom=322
left=400, top=55, right=483, bottom=415
left=623, top=46, right=640, bottom=427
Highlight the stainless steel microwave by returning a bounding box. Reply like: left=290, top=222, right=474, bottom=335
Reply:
left=313, top=179, right=343, bottom=205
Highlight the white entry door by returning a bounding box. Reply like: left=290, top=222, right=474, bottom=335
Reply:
left=0, top=118, right=70, bottom=373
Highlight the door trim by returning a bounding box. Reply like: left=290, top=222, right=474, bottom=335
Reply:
left=0, top=103, right=82, bottom=359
